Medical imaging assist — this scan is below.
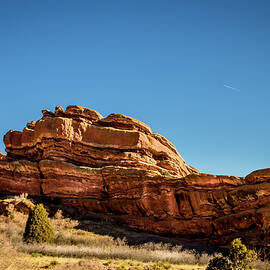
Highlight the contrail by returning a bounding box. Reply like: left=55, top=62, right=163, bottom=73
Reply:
left=223, top=84, right=240, bottom=92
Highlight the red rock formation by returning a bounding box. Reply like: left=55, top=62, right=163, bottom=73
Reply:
left=4, top=105, right=196, bottom=177
left=0, top=105, right=269, bottom=252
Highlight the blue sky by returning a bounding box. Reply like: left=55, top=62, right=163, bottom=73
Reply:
left=0, top=0, right=269, bottom=176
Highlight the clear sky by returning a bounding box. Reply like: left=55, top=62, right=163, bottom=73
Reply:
left=0, top=0, right=269, bottom=176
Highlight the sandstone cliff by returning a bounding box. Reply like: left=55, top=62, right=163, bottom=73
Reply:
left=0, top=105, right=269, bottom=252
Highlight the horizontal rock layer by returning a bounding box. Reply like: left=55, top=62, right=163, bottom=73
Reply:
left=0, top=105, right=269, bottom=252
left=4, top=105, right=198, bottom=177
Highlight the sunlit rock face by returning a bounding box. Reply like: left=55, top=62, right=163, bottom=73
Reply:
left=0, top=105, right=269, bottom=252
left=3, top=105, right=197, bottom=177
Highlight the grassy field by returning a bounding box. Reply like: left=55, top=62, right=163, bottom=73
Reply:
left=0, top=198, right=269, bottom=270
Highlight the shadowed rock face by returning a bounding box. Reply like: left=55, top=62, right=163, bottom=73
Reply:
left=0, top=105, right=269, bottom=252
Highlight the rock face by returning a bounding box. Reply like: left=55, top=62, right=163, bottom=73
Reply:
left=0, top=105, right=269, bottom=252
left=4, top=105, right=197, bottom=177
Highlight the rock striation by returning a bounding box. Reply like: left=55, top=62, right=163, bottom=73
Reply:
left=0, top=105, right=269, bottom=252
left=4, top=105, right=197, bottom=177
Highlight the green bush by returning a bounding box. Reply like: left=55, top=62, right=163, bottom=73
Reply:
left=23, top=204, right=54, bottom=243
left=206, top=256, right=233, bottom=270
left=31, top=252, right=43, bottom=257
left=228, top=238, right=257, bottom=270
left=206, top=238, right=257, bottom=270
left=144, top=262, right=171, bottom=270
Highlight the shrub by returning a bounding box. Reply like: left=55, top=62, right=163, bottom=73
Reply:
left=50, top=260, right=59, bottom=266
left=31, top=252, right=43, bottom=257
left=146, top=261, right=171, bottom=269
left=206, top=238, right=257, bottom=270
left=206, top=256, right=233, bottom=270
left=23, top=204, right=54, bottom=243
left=228, top=238, right=257, bottom=270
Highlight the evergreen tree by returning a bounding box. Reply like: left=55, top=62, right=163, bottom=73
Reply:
left=23, top=204, right=54, bottom=243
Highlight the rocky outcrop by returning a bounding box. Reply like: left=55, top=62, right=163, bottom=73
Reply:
left=0, top=105, right=269, bottom=252
left=0, top=196, right=34, bottom=215
left=4, top=105, right=197, bottom=177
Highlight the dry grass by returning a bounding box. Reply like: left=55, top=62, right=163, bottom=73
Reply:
left=18, top=242, right=215, bottom=265
left=0, top=208, right=269, bottom=270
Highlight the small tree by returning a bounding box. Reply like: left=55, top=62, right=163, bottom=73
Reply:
left=228, top=238, right=257, bottom=270
left=207, top=238, right=257, bottom=270
left=23, top=204, right=54, bottom=243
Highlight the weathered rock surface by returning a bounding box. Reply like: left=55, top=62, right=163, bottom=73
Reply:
left=0, top=105, right=269, bottom=252
left=4, top=105, right=196, bottom=177
left=0, top=196, right=34, bottom=215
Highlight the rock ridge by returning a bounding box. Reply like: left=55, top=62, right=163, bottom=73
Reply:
left=0, top=105, right=269, bottom=253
